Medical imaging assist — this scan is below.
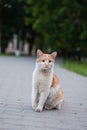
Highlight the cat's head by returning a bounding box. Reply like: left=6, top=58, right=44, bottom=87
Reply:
left=36, top=49, right=57, bottom=71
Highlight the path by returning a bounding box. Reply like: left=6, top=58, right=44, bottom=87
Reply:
left=0, top=56, right=87, bottom=130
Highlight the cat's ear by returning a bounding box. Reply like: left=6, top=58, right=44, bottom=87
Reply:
left=37, top=49, right=43, bottom=58
left=51, top=51, right=57, bottom=59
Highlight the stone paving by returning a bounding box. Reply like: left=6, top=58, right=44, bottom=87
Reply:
left=0, top=56, right=87, bottom=130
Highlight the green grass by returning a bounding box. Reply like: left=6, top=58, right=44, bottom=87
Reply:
left=0, top=53, right=16, bottom=56
left=62, top=60, right=87, bottom=77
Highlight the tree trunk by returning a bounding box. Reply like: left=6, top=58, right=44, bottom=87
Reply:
left=1, top=41, right=8, bottom=54
left=17, top=33, right=20, bottom=50
left=0, top=19, right=1, bottom=53
left=0, top=30, right=1, bottom=53
left=28, top=43, right=34, bottom=56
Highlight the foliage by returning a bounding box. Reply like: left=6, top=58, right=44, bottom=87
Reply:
left=0, top=0, right=25, bottom=52
left=62, top=59, right=87, bottom=76
left=0, top=0, right=87, bottom=56
left=25, top=0, right=87, bottom=55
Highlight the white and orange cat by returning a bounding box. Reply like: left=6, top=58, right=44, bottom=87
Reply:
left=32, top=49, right=64, bottom=112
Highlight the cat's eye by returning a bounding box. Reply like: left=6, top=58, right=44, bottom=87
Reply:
left=49, top=60, right=51, bottom=63
left=42, top=60, right=45, bottom=62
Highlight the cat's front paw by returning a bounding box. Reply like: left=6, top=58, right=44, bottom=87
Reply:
left=32, top=103, right=38, bottom=110
left=35, top=106, right=43, bottom=112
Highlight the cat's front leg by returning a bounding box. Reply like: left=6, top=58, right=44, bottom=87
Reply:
left=32, top=86, right=38, bottom=110
left=35, top=91, right=49, bottom=112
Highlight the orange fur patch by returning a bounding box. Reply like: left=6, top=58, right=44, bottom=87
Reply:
left=53, top=88, right=64, bottom=102
left=36, top=54, right=55, bottom=63
left=51, top=74, right=64, bottom=104
left=51, top=74, right=60, bottom=88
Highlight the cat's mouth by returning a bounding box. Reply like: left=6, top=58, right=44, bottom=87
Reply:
left=43, top=67, right=51, bottom=71
left=44, top=66, right=49, bottom=69
left=42, top=69, right=51, bottom=73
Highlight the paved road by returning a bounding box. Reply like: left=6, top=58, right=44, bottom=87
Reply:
left=0, top=56, right=87, bottom=130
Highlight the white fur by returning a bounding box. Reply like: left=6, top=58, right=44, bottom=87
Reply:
left=45, top=85, right=60, bottom=109
left=32, top=61, right=54, bottom=112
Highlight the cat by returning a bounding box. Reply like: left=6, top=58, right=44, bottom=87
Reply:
left=32, top=49, right=64, bottom=112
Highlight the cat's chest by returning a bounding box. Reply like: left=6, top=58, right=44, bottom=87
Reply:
left=37, top=73, right=51, bottom=83
left=34, top=71, right=52, bottom=86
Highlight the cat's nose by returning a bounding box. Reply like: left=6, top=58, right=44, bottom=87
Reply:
left=45, top=64, right=49, bottom=68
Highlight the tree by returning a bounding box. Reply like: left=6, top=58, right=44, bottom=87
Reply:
left=0, top=0, right=87, bottom=57
left=0, top=0, right=21, bottom=53
left=25, top=0, right=87, bottom=57
left=0, top=0, right=27, bottom=53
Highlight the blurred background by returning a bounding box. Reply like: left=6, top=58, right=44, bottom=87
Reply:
left=0, top=0, right=87, bottom=61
